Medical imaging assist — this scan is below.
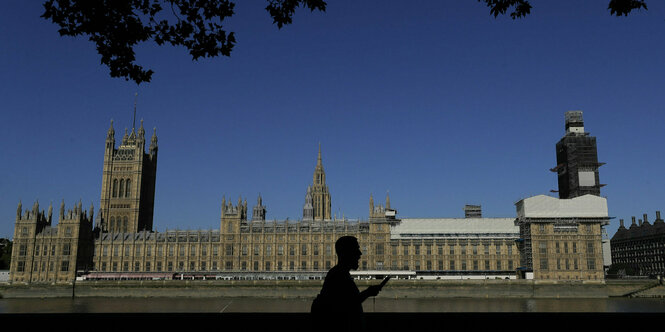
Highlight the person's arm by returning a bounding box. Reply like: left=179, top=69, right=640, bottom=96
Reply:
left=359, top=284, right=381, bottom=303
left=359, top=277, right=390, bottom=303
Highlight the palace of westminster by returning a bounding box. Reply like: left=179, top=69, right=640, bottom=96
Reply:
left=11, top=111, right=632, bottom=284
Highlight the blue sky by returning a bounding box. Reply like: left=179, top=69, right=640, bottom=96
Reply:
left=1, top=1, right=664, bottom=240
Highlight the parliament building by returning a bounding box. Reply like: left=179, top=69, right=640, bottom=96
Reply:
left=10, top=112, right=610, bottom=283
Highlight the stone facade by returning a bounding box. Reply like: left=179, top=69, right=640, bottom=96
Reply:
left=99, top=119, right=157, bottom=233
left=10, top=201, right=94, bottom=283
left=10, top=112, right=613, bottom=283
left=515, top=196, right=609, bottom=281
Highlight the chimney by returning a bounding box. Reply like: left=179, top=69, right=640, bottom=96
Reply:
left=631, top=216, right=636, bottom=225
left=619, top=219, right=624, bottom=228
left=657, top=211, right=662, bottom=221
left=643, top=213, right=649, bottom=224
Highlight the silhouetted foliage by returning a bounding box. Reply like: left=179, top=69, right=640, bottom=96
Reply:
left=479, top=0, right=648, bottom=19
left=41, top=0, right=326, bottom=84
left=42, top=1, right=648, bottom=84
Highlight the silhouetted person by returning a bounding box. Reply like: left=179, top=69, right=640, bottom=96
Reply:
left=311, top=236, right=390, bottom=331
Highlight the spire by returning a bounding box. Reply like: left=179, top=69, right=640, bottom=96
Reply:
left=317, top=142, right=322, bottom=166
left=107, top=119, right=115, bottom=139
left=138, top=118, right=145, bottom=139
left=369, top=194, right=374, bottom=217
left=150, top=127, right=158, bottom=155
left=386, top=191, right=391, bottom=210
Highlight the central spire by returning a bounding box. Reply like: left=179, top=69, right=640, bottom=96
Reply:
left=317, top=142, right=322, bottom=166
left=307, top=143, right=331, bottom=221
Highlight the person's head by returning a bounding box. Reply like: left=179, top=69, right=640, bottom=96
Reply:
left=335, top=236, right=362, bottom=270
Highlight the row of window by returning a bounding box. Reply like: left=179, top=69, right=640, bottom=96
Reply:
left=17, top=243, right=71, bottom=256
left=538, top=241, right=595, bottom=254
left=94, top=259, right=518, bottom=273
left=111, top=178, right=132, bottom=198
left=109, top=216, right=130, bottom=233
left=15, top=260, right=70, bottom=273
left=95, top=242, right=517, bottom=259
left=19, top=226, right=73, bottom=237
left=539, top=258, right=597, bottom=271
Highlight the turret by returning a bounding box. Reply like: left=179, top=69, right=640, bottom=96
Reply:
left=106, top=119, right=115, bottom=151
left=47, top=202, right=53, bottom=223
left=369, top=194, right=374, bottom=217
left=149, top=127, right=158, bottom=159
left=252, top=194, right=266, bottom=221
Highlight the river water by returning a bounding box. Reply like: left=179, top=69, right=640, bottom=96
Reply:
left=1, top=297, right=665, bottom=313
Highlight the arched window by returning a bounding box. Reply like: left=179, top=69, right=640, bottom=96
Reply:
left=110, top=216, right=116, bottom=232
left=112, top=179, right=118, bottom=198
left=119, top=179, right=125, bottom=198
left=123, top=216, right=128, bottom=233
left=125, top=179, right=131, bottom=198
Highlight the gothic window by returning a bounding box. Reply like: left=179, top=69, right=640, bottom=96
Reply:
left=112, top=179, right=118, bottom=197
left=125, top=179, right=131, bottom=198
left=110, top=216, right=115, bottom=231
left=376, top=244, right=384, bottom=256
left=119, top=179, right=125, bottom=198
left=123, top=216, right=128, bottom=233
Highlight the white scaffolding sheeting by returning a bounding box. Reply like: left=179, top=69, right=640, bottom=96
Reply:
left=516, top=194, right=608, bottom=218
left=391, top=218, right=518, bottom=239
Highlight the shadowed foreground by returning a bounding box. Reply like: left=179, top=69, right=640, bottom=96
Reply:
left=1, top=312, right=655, bottom=331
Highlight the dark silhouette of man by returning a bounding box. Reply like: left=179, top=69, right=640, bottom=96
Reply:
left=311, top=236, right=389, bottom=331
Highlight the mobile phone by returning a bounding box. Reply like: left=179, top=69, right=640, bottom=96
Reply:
left=379, top=276, right=391, bottom=288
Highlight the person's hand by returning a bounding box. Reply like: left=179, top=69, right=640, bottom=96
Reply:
left=365, top=285, right=381, bottom=297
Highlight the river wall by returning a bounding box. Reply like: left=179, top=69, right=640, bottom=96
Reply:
left=1, top=279, right=662, bottom=299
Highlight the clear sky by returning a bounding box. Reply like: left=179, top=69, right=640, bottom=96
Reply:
left=1, top=1, right=664, bottom=240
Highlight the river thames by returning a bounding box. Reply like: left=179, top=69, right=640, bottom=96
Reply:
left=2, top=297, right=665, bottom=313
